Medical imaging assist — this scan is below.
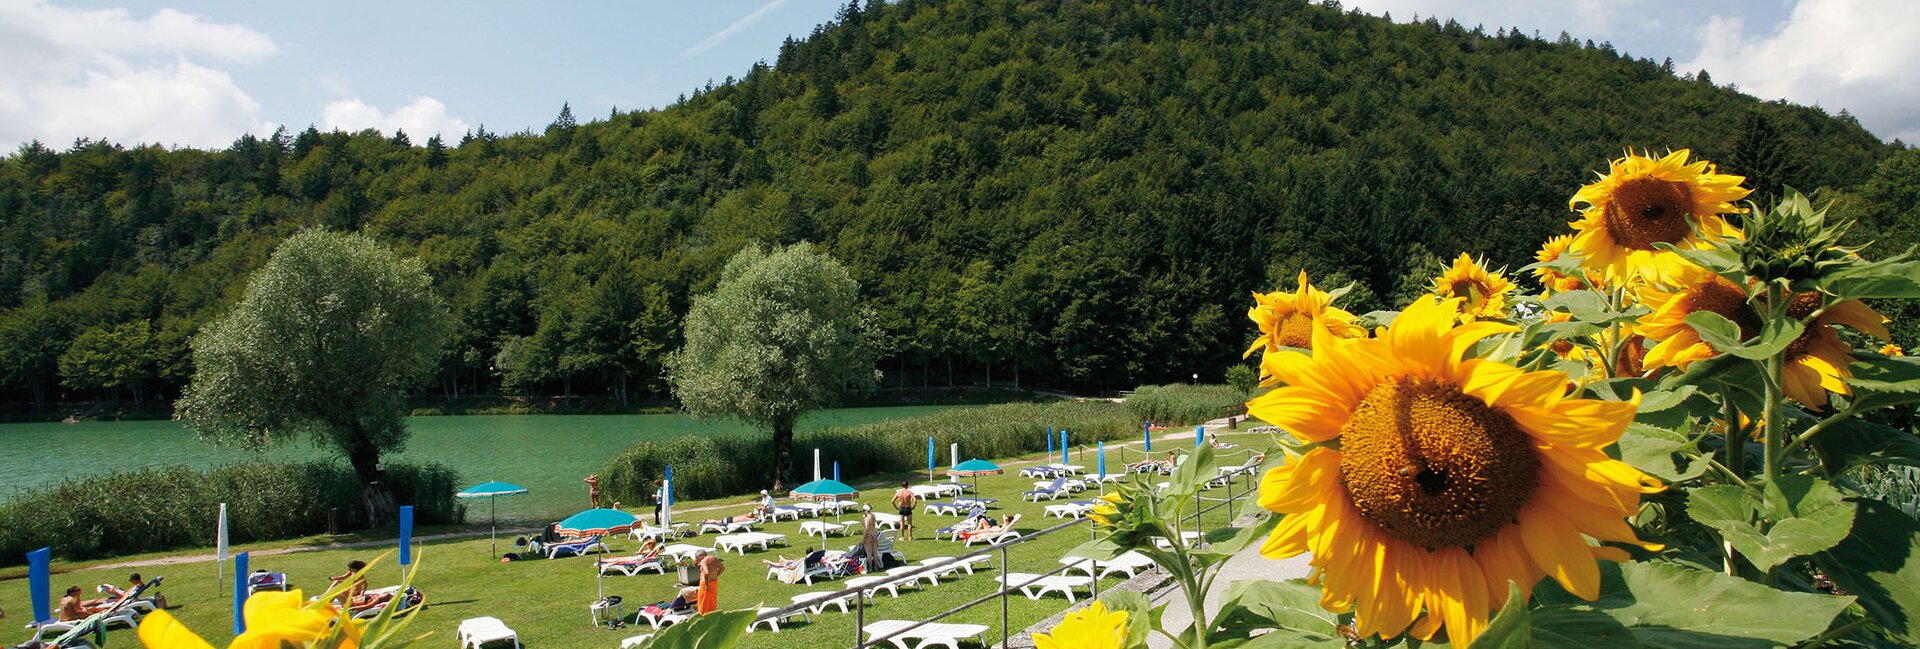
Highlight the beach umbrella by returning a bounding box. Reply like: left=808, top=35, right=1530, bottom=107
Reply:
left=813, top=449, right=822, bottom=482
left=1060, top=429, right=1069, bottom=465
left=927, top=436, right=936, bottom=483
left=662, top=465, right=675, bottom=529
left=947, top=458, right=1004, bottom=491
left=833, top=461, right=841, bottom=483
left=1145, top=420, right=1153, bottom=452
left=1046, top=426, right=1054, bottom=458
left=555, top=508, right=640, bottom=537
left=1196, top=425, right=1205, bottom=449
left=1098, top=441, right=1107, bottom=491
left=791, top=478, right=861, bottom=521
left=456, top=481, right=529, bottom=558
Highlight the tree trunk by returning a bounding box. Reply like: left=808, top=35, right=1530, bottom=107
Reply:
left=1014, top=364, right=1022, bottom=390
left=619, top=373, right=630, bottom=407
left=31, top=382, right=45, bottom=409
left=346, top=440, right=398, bottom=527
left=946, top=359, right=953, bottom=387
left=771, top=418, right=795, bottom=491
left=985, top=361, right=992, bottom=390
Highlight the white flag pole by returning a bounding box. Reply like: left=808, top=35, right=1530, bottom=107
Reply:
left=813, top=449, right=821, bottom=482
left=950, top=443, right=959, bottom=467
left=216, top=503, right=229, bottom=591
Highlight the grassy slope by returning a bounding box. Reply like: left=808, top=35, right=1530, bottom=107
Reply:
left=0, top=430, right=1279, bottom=648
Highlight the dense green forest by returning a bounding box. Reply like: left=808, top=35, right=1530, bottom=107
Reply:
left=0, top=0, right=1912, bottom=410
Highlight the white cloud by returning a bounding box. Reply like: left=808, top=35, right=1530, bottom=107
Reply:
left=0, top=0, right=277, bottom=151
left=1686, top=0, right=1920, bottom=142
left=684, top=0, right=792, bottom=58
left=321, top=97, right=470, bottom=142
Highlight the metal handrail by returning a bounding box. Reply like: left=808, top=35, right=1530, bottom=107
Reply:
left=745, top=465, right=1257, bottom=648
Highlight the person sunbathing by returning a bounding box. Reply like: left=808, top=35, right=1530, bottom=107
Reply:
left=700, top=512, right=758, bottom=526
left=603, top=540, right=663, bottom=567
left=58, top=586, right=111, bottom=621
left=959, top=514, right=1020, bottom=541
left=646, top=586, right=699, bottom=616
left=329, top=560, right=395, bottom=611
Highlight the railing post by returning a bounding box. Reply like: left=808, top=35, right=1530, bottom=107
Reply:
left=855, top=580, right=866, bottom=648
left=1000, top=543, right=1012, bottom=648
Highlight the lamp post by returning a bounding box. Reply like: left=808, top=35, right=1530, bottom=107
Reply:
left=1191, top=373, right=1198, bottom=385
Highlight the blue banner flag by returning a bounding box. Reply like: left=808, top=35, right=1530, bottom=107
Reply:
left=399, top=505, right=415, bottom=565
left=234, top=552, right=250, bottom=635
left=27, top=547, right=51, bottom=625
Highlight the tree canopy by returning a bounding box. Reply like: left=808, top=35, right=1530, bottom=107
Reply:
left=667, top=243, right=879, bottom=489
left=0, top=0, right=1907, bottom=409
left=175, top=229, right=449, bottom=523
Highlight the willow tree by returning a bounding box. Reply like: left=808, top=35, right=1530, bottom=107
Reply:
left=666, top=243, right=880, bottom=490
left=177, top=229, right=449, bottom=525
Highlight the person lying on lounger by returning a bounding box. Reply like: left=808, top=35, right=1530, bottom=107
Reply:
left=604, top=539, right=664, bottom=567
left=645, top=586, right=699, bottom=616
left=958, top=514, right=1021, bottom=541
left=760, top=547, right=817, bottom=570
left=700, top=512, right=758, bottom=526
left=329, top=560, right=396, bottom=610
left=58, top=586, right=111, bottom=621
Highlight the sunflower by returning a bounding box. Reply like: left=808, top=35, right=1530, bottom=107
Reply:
left=1568, top=149, right=1750, bottom=283
left=1884, top=343, right=1906, bottom=357
left=1430, top=254, right=1515, bottom=321
left=140, top=590, right=362, bottom=649
left=1636, top=262, right=1890, bottom=408
left=1245, top=271, right=1366, bottom=357
left=1532, top=235, right=1591, bottom=294
left=1252, top=297, right=1661, bottom=645
left=1033, top=600, right=1129, bottom=649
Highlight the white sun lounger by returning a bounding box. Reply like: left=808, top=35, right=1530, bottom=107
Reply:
left=918, top=555, right=993, bottom=577
left=748, top=606, right=811, bottom=633
left=1084, top=472, right=1127, bottom=483
left=862, top=620, right=990, bottom=649
left=1047, top=463, right=1086, bottom=475
left=789, top=502, right=824, bottom=517
left=619, top=634, right=653, bottom=649
left=457, top=616, right=521, bottom=649
left=1152, top=531, right=1205, bottom=550
left=660, top=543, right=711, bottom=561
left=598, top=554, right=667, bottom=576
left=1044, top=502, right=1096, bottom=519
left=636, top=607, right=692, bottom=629
left=884, top=565, right=937, bottom=588
left=716, top=532, right=786, bottom=554
left=801, top=520, right=847, bottom=537
left=997, top=573, right=1095, bottom=602
left=1061, top=551, right=1156, bottom=579
left=791, top=591, right=856, bottom=614
left=700, top=519, right=757, bottom=535
left=868, top=512, right=902, bottom=530
left=844, top=575, right=903, bottom=599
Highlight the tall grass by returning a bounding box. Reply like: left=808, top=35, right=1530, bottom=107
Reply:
left=602, top=401, right=1136, bottom=502
left=0, top=462, right=463, bottom=565
left=1124, top=384, right=1247, bottom=425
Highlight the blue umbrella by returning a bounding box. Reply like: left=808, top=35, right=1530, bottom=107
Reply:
left=833, top=461, right=841, bottom=483
left=927, top=436, right=936, bottom=482
left=1196, top=425, right=1205, bottom=449
left=1046, top=426, right=1054, bottom=457
left=457, top=481, right=530, bottom=557
left=1098, top=441, right=1107, bottom=484
left=555, top=508, right=640, bottom=537
left=947, top=458, right=1004, bottom=491
left=1144, top=420, right=1153, bottom=452
left=1060, top=429, right=1068, bottom=465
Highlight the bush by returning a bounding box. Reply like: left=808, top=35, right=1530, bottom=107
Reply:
left=1124, top=384, right=1247, bottom=425
left=0, top=461, right=463, bottom=565
left=603, top=401, right=1136, bottom=502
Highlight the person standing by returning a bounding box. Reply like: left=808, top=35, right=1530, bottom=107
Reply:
left=651, top=479, right=665, bottom=526
left=890, top=482, right=917, bottom=541
left=695, top=550, right=725, bottom=614
left=859, top=505, right=882, bottom=569
left=584, top=474, right=602, bottom=508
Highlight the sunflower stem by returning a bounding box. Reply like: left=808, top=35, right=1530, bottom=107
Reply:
left=1784, top=403, right=1860, bottom=457
left=1761, top=283, right=1788, bottom=487
left=1722, top=390, right=1746, bottom=481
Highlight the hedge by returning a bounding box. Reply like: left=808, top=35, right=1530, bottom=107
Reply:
left=602, top=401, right=1137, bottom=503
left=0, top=461, right=463, bottom=565
left=1124, top=384, right=1247, bottom=426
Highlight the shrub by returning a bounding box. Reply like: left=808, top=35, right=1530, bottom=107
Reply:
left=603, top=401, right=1135, bottom=502
left=0, top=461, right=463, bottom=565
left=1124, top=384, right=1247, bottom=425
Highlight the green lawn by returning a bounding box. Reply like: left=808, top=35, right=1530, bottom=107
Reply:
left=0, top=430, right=1278, bottom=649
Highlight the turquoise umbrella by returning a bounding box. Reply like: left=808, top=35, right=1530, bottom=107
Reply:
left=555, top=508, right=640, bottom=537
left=790, top=478, right=861, bottom=521
left=946, top=458, right=1003, bottom=491
left=456, top=481, right=529, bottom=558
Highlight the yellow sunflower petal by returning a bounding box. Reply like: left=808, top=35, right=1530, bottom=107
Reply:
left=137, top=610, right=217, bottom=649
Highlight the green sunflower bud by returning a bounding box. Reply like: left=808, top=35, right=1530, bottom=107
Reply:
left=1730, top=187, right=1860, bottom=288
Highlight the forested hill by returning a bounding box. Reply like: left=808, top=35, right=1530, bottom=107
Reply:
left=0, top=0, right=1909, bottom=408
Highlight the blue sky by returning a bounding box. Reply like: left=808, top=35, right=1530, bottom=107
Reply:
left=3, top=0, right=1917, bottom=152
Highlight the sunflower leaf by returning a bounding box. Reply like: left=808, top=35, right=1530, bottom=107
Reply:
left=636, top=609, right=754, bottom=649
left=1847, top=355, right=1920, bottom=395
left=1807, top=416, right=1920, bottom=473
left=1687, top=478, right=1855, bottom=570
left=1812, top=499, right=1920, bottom=644
left=1683, top=311, right=1802, bottom=360
left=1620, top=424, right=1709, bottom=483
left=1528, top=607, right=1637, bottom=649
left=1212, top=579, right=1344, bottom=645
left=1468, top=584, right=1530, bottom=649
left=1599, top=561, right=1853, bottom=648
left=1820, top=258, right=1920, bottom=300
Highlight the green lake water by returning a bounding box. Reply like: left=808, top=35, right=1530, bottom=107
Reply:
left=0, top=405, right=974, bottom=521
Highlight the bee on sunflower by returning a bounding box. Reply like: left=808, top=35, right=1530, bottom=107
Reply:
left=1252, top=297, right=1661, bottom=644
left=1568, top=149, right=1751, bottom=284
left=1429, top=253, right=1515, bottom=322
